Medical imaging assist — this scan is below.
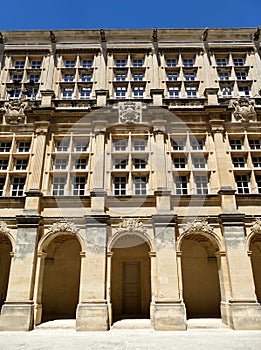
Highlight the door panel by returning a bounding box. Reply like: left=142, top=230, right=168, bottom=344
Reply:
left=122, top=261, right=141, bottom=315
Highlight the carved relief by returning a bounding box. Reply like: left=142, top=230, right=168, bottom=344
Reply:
left=118, top=101, right=143, bottom=124
left=0, top=221, right=11, bottom=235
left=183, top=219, right=214, bottom=235
left=250, top=218, right=261, bottom=234
left=47, top=220, right=79, bottom=234
left=4, top=100, right=27, bottom=124
left=232, top=98, right=256, bottom=122
left=116, top=218, right=145, bottom=234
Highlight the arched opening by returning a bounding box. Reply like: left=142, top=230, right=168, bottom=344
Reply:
left=111, top=234, right=151, bottom=323
left=0, top=234, right=12, bottom=312
left=250, top=235, right=261, bottom=303
left=41, top=234, right=81, bottom=323
left=181, top=234, right=221, bottom=319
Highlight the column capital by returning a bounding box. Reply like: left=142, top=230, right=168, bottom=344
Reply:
left=218, top=213, right=245, bottom=225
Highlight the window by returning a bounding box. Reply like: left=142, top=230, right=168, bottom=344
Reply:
left=14, top=60, right=25, bottom=69
left=9, top=89, right=21, bottom=99
left=63, top=74, right=75, bottom=82
left=174, top=175, right=188, bottom=195
left=53, top=158, right=68, bottom=170
left=74, top=141, right=88, bottom=152
left=132, top=59, right=143, bottom=67
left=62, top=88, right=74, bottom=99
left=14, top=159, right=28, bottom=170
left=233, top=58, right=245, bottom=66
left=0, top=178, right=5, bottom=196
left=30, top=60, right=42, bottom=69
left=235, top=174, right=250, bottom=194
left=52, top=176, right=66, bottom=196
left=114, top=139, right=128, bottom=152
left=28, top=74, right=40, bottom=83
left=256, top=175, right=261, bottom=193
left=221, top=86, right=232, bottom=97
left=115, top=86, right=126, bottom=99
left=79, top=87, right=91, bottom=99
left=167, top=72, right=179, bottom=81
left=81, top=59, right=93, bottom=68
left=236, top=71, right=247, bottom=80
left=64, top=60, right=76, bottom=68
left=133, top=86, right=144, bottom=98
left=11, top=74, right=23, bottom=83
left=0, top=142, right=11, bottom=153
left=252, top=157, right=261, bottom=168
left=0, top=159, right=8, bottom=170
left=133, top=139, right=146, bottom=151
left=168, top=87, right=180, bottom=98
left=191, top=139, right=204, bottom=151
left=115, top=59, right=126, bottom=67
left=132, top=73, right=144, bottom=81
left=184, top=72, right=196, bottom=81
left=218, top=71, right=230, bottom=80
left=26, top=88, right=38, bottom=99
left=183, top=59, right=194, bottom=67
left=114, top=176, right=127, bottom=195
left=249, top=139, right=261, bottom=150
left=11, top=177, right=25, bottom=196
left=186, top=87, right=197, bottom=98
left=195, top=175, right=208, bottom=195
left=173, top=157, right=186, bottom=168
left=216, top=58, right=228, bottom=67
left=114, top=158, right=127, bottom=169
left=134, top=176, right=147, bottom=195
left=166, top=59, right=177, bottom=67
left=80, top=73, right=92, bottom=82
left=192, top=157, right=206, bottom=169
left=74, top=158, right=88, bottom=170
left=115, top=73, right=127, bottom=81
left=172, top=139, right=185, bottom=151
left=230, top=139, right=243, bottom=150
left=232, top=156, right=246, bottom=168
left=238, top=85, right=250, bottom=97
left=133, top=158, right=147, bottom=169
left=17, top=141, right=30, bottom=152
left=55, top=140, right=69, bottom=152
left=73, top=176, right=86, bottom=195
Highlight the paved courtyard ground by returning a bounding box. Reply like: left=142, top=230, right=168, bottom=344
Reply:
left=1, top=319, right=261, bottom=350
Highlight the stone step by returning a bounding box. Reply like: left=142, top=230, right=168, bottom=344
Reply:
left=187, top=318, right=229, bottom=329
left=111, top=319, right=152, bottom=330
left=34, top=319, right=76, bottom=330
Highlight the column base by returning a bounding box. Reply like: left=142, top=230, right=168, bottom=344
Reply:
left=76, top=302, right=109, bottom=331
left=151, top=301, right=187, bottom=330
left=0, top=301, right=34, bottom=331
left=226, top=301, right=261, bottom=330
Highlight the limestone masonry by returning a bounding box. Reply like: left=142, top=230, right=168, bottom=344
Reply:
left=0, top=27, right=261, bottom=331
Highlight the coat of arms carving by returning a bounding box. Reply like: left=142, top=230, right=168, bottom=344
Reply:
left=4, top=100, right=27, bottom=124
left=118, top=101, right=142, bottom=124
left=232, top=98, right=256, bottom=122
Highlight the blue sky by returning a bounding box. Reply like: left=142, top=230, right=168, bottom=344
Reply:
left=0, top=0, right=260, bottom=31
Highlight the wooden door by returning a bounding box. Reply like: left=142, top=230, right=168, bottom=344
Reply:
left=122, top=261, right=141, bottom=315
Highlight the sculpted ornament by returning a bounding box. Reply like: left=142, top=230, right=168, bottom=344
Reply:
left=0, top=221, right=10, bottom=235
left=47, top=220, right=79, bottom=234
left=118, top=101, right=143, bottom=124
left=116, top=218, right=145, bottom=234
left=183, top=219, right=214, bottom=235
left=232, top=98, right=256, bottom=122
left=4, top=100, right=27, bottom=124
left=250, top=219, right=261, bottom=234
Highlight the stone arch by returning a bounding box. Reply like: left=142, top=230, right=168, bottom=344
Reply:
left=0, top=222, right=13, bottom=312
left=248, top=219, right=261, bottom=303
left=178, top=220, right=221, bottom=319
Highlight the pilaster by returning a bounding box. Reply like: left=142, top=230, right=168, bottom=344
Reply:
left=0, top=215, right=42, bottom=331
left=151, top=214, right=186, bottom=330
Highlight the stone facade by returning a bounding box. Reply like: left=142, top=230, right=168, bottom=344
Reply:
left=0, top=27, right=261, bottom=331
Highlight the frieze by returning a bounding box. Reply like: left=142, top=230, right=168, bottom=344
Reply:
left=232, top=98, right=256, bottom=122
left=116, top=218, right=146, bottom=234
left=183, top=219, right=214, bottom=235
left=47, top=220, right=79, bottom=234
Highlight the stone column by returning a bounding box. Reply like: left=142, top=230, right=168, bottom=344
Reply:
left=76, top=215, right=109, bottom=331
left=151, top=215, right=186, bottom=330
left=24, top=121, right=50, bottom=214
left=210, top=120, right=237, bottom=212
left=0, top=215, right=42, bottom=331
left=106, top=251, right=113, bottom=327
left=220, top=213, right=261, bottom=329
left=33, top=252, right=46, bottom=326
